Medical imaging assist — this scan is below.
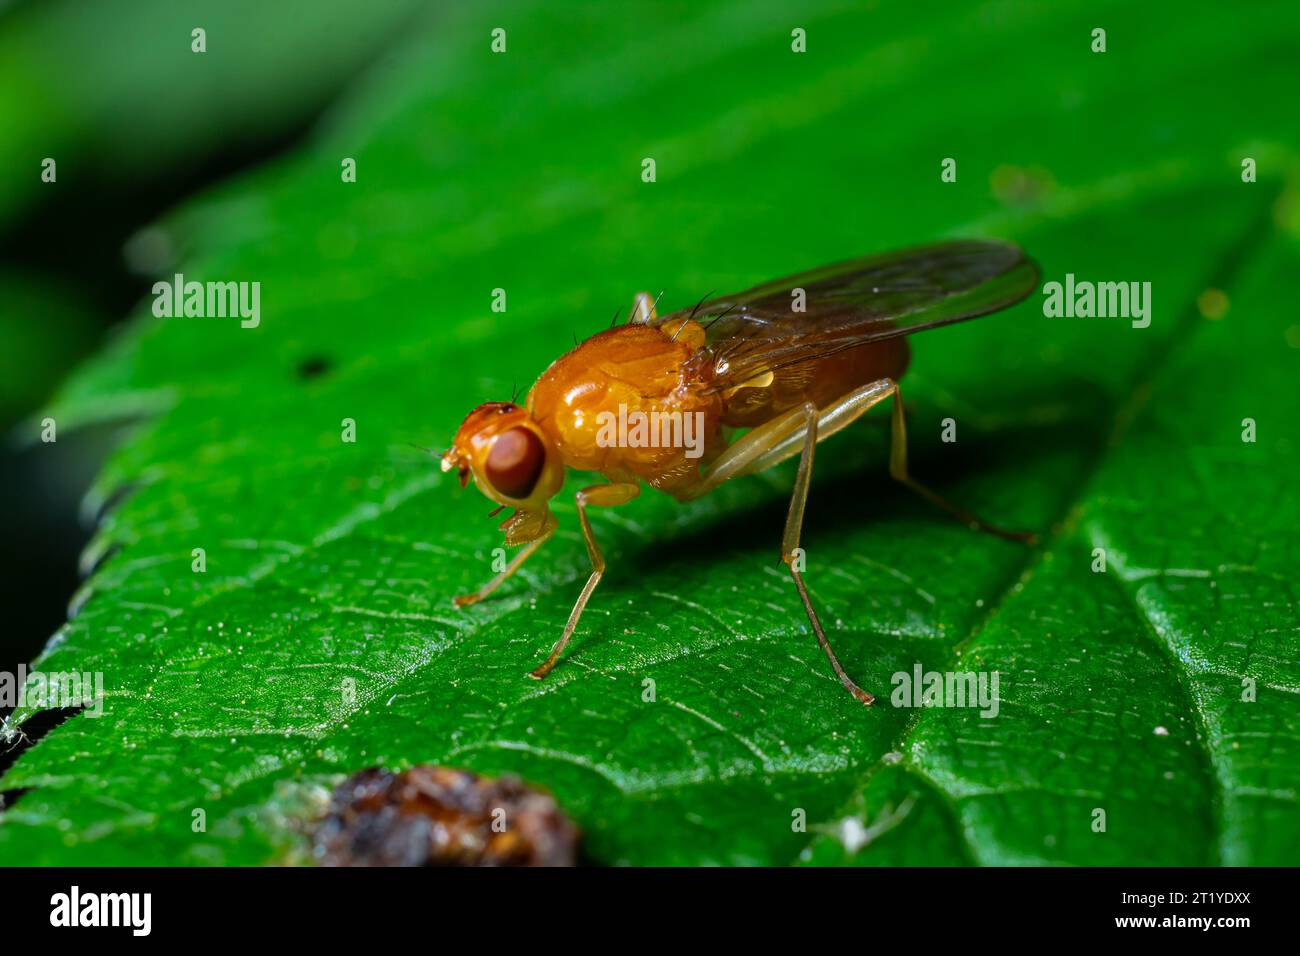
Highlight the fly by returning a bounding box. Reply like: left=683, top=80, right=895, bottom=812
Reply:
left=440, top=239, right=1040, bottom=705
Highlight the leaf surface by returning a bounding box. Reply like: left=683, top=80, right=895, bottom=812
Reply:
left=2, top=0, right=1297, bottom=866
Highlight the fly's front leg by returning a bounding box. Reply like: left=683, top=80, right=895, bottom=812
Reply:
left=529, top=482, right=641, bottom=679
left=453, top=529, right=553, bottom=608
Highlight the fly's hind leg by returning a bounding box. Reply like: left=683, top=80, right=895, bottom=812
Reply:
left=682, top=376, right=1035, bottom=704
left=884, top=381, right=1037, bottom=544
left=529, top=482, right=641, bottom=680
left=687, top=381, right=896, bottom=496
left=694, top=377, right=1037, bottom=542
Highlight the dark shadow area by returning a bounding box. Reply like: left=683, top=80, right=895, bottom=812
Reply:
left=0, top=787, right=32, bottom=812
left=0, top=707, right=85, bottom=781
left=0, top=102, right=341, bottom=326
left=0, top=428, right=121, bottom=683
left=630, top=409, right=1106, bottom=578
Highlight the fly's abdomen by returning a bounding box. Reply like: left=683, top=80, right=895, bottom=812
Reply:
left=719, top=337, right=910, bottom=428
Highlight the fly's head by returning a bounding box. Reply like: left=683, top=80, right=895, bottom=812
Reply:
left=442, top=401, right=563, bottom=544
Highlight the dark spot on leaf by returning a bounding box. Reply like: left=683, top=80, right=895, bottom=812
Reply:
left=297, top=355, right=332, bottom=379
left=312, top=766, right=579, bottom=867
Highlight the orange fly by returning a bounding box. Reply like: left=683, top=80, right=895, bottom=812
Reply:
left=441, top=239, right=1040, bottom=704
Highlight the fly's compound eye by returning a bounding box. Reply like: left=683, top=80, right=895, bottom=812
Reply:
left=485, top=426, right=546, bottom=500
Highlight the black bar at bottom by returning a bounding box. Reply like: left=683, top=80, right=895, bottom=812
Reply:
left=0, top=866, right=1280, bottom=941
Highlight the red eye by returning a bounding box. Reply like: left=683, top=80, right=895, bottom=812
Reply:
left=485, top=427, right=545, bottom=499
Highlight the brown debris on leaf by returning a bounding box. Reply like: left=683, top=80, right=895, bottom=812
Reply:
left=312, top=766, right=579, bottom=867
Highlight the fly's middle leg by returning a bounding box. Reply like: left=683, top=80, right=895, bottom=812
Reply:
left=529, top=481, right=641, bottom=680
left=682, top=386, right=894, bottom=704
left=783, top=403, right=876, bottom=705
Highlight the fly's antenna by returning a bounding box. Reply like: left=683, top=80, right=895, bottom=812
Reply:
left=408, top=442, right=441, bottom=457
left=510, top=378, right=520, bottom=404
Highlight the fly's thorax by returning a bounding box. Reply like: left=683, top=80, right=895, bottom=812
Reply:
left=527, top=323, right=723, bottom=483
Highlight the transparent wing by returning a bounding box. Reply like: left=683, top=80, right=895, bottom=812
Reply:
left=657, top=239, right=1039, bottom=392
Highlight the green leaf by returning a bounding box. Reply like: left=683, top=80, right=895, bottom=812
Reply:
left=2, top=0, right=1297, bottom=866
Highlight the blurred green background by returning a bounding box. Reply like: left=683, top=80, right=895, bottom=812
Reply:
left=0, top=0, right=425, bottom=700
left=0, top=0, right=1297, bottom=865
